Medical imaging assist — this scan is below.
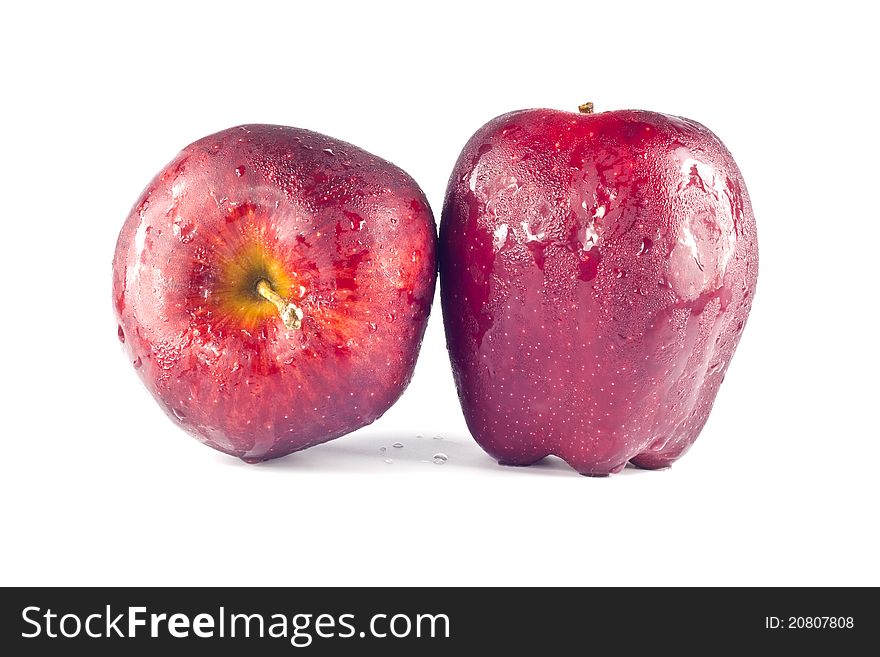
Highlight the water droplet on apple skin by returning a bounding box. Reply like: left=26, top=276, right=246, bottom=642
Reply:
left=432, top=453, right=448, bottom=465
left=172, top=219, right=197, bottom=244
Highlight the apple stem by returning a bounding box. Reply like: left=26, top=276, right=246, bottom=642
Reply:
left=256, top=279, right=304, bottom=330
left=578, top=102, right=594, bottom=114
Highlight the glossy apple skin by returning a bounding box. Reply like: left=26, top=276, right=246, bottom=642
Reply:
left=440, top=109, right=758, bottom=475
left=113, top=125, right=436, bottom=462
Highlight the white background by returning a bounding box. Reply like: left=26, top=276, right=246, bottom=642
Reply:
left=1, top=1, right=877, bottom=586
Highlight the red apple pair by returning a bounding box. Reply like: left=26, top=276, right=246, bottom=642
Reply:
left=114, top=106, right=757, bottom=474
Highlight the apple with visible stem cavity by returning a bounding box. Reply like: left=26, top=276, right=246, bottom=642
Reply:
left=113, top=125, right=436, bottom=462
left=440, top=103, right=758, bottom=476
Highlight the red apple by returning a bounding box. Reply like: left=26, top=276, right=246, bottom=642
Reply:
left=440, top=105, right=758, bottom=476
left=113, top=125, right=436, bottom=462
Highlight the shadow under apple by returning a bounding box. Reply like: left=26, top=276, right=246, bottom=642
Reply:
left=218, top=430, right=648, bottom=477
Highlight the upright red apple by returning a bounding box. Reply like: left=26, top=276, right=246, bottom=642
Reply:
left=113, top=125, right=436, bottom=462
left=440, top=105, right=758, bottom=475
